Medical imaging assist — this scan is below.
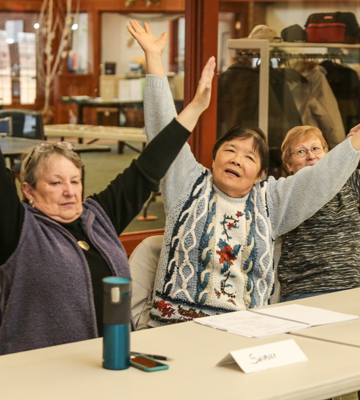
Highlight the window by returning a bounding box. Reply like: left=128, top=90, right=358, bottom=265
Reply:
left=0, top=14, right=38, bottom=105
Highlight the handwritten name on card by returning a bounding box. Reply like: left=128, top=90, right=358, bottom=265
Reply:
left=217, top=339, right=308, bottom=373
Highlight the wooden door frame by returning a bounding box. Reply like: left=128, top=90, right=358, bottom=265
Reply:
left=184, top=0, right=219, bottom=169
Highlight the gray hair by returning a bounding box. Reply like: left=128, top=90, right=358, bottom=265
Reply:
left=20, top=143, right=83, bottom=189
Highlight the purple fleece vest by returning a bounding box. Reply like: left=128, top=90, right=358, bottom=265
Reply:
left=0, top=199, right=130, bottom=355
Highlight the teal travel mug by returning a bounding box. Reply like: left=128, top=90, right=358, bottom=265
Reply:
left=102, top=276, right=132, bottom=370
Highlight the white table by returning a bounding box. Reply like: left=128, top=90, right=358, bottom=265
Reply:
left=2, top=320, right=360, bottom=400
left=45, top=124, right=147, bottom=153
left=285, top=287, right=360, bottom=348
left=0, top=136, right=111, bottom=157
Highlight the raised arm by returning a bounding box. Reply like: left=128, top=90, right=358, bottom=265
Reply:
left=93, top=56, right=215, bottom=234
left=0, top=150, right=25, bottom=265
left=127, top=20, right=167, bottom=76
left=348, top=123, right=360, bottom=135
left=128, top=19, right=216, bottom=213
left=176, top=56, right=215, bottom=132
left=91, top=118, right=192, bottom=234
left=128, top=20, right=176, bottom=141
left=268, top=137, right=360, bottom=237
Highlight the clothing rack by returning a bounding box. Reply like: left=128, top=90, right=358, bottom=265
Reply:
left=227, top=39, right=360, bottom=137
left=236, top=51, right=346, bottom=60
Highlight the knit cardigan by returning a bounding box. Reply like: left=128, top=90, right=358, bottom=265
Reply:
left=0, top=199, right=129, bottom=355
left=144, top=74, right=360, bottom=326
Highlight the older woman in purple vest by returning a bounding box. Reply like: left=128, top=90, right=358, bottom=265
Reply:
left=0, top=56, right=216, bottom=355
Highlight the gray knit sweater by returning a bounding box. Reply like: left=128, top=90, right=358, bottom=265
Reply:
left=144, top=74, right=360, bottom=326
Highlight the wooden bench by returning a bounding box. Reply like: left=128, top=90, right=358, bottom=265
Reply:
left=45, top=124, right=147, bottom=153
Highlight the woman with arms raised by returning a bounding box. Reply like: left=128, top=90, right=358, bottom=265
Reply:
left=128, top=20, right=360, bottom=327
left=0, top=55, right=215, bottom=354
left=277, top=125, right=360, bottom=302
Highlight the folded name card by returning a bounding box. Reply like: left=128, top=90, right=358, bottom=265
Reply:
left=217, top=339, right=308, bottom=373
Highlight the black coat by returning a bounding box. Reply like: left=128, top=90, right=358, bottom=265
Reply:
left=217, top=62, right=303, bottom=168
left=321, top=60, right=360, bottom=133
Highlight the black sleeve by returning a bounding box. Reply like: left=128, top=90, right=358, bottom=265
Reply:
left=90, top=118, right=191, bottom=235
left=0, top=150, right=25, bottom=266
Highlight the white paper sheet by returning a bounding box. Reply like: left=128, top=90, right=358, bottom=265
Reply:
left=195, top=310, right=309, bottom=338
left=194, top=305, right=358, bottom=338
left=252, top=304, right=359, bottom=326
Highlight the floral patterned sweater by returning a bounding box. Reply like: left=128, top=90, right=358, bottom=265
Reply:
left=144, top=75, right=360, bottom=326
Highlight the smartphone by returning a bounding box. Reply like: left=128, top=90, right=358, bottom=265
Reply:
left=130, top=354, right=169, bottom=372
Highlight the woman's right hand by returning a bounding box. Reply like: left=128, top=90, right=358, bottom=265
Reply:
left=348, top=123, right=360, bottom=150
left=127, top=20, right=168, bottom=57
left=348, top=123, right=360, bottom=139
left=191, top=56, right=216, bottom=113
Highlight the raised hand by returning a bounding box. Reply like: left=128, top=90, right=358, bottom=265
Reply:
left=347, top=122, right=360, bottom=150
left=127, top=20, right=168, bottom=57
left=191, top=56, right=216, bottom=113
left=176, top=56, right=216, bottom=132
left=348, top=123, right=360, bottom=139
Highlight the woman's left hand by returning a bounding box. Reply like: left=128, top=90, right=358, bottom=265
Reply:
left=127, top=20, right=167, bottom=57
left=347, top=123, right=360, bottom=139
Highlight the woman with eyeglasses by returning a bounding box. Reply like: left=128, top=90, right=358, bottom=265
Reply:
left=277, top=125, right=360, bottom=302
left=0, top=57, right=215, bottom=355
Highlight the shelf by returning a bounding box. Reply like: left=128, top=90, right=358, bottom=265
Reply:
left=228, top=39, right=360, bottom=49
left=226, top=38, right=360, bottom=137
